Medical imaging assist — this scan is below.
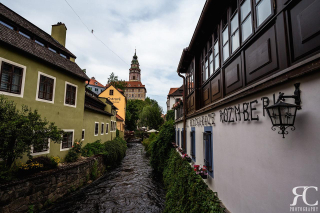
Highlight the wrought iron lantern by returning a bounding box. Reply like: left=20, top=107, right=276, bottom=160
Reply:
left=266, top=83, right=301, bottom=138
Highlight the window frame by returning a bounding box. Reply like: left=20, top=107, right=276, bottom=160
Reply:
left=64, top=81, right=78, bottom=108
left=31, top=138, right=50, bottom=156
left=230, top=8, right=240, bottom=54
left=0, top=57, right=26, bottom=98
left=254, top=0, right=274, bottom=29
left=101, top=123, right=104, bottom=135
left=60, top=129, right=74, bottom=151
left=82, top=129, right=85, bottom=141
left=203, top=126, right=214, bottom=178
left=240, top=0, right=254, bottom=44
left=94, top=122, right=99, bottom=136
left=109, top=89, right=114, bottom=96
left=190, top=128, right=196, bottom=161
left=35, top=71, right=56, bottom=104
left=106, top=123, right=109, bottom=134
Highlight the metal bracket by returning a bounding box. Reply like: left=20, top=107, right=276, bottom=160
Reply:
left=276, top=83, right=301, bottom=109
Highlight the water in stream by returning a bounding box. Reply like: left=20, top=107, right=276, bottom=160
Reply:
left=42, top=143, right=165, bottom=213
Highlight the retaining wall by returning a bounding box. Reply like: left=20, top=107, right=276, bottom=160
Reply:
left=0, top=155, right=106, bottom=213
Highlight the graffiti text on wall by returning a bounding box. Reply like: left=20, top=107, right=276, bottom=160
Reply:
left=190, top=113, right=215, bottom=127
left=219, top=94, right=278, bottom=123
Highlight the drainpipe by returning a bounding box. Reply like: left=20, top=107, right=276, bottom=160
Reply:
left=177, top=71, right=187, bottom=151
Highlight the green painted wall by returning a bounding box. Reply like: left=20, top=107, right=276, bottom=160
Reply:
left=0, top=45, right=86, bottom=162
left=83, top=109, right=117, bottom=146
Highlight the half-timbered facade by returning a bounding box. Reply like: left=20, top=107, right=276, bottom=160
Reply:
left=175, top=0, right=320, bottom=212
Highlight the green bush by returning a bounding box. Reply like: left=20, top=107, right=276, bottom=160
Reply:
left=65, top=141, right=82, bottom=162
left=27, top=156, right=57, bottom=170
left=149, top=120, right=175, bottom=175
left=103, top=137, right=127, bottom=168
left=142, top=132, right=157, bottom=156
left=81, top=140, right=104, bottom=157
left=163, top=150, right=225, bottom=213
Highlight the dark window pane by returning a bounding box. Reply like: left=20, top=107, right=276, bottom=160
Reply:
left=65, top=84, right=76, bottom=105
left=0, top=62, right=23, bottom=94
left=38, top=74, right=54, bottom=101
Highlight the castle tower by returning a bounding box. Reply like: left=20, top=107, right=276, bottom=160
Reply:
left=129, top=49, right=141, bottom=81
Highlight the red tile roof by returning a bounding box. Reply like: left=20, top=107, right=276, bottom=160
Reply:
left=168, top=88, right=179, bottom=96
left=116, top=114, right=124, bottom=121
left=125, top=81, right=146, bottom=88
left=86, top=77, right=104, bottom=87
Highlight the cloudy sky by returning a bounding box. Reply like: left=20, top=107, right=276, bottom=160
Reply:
left=2, top=0, right=205, bottom=112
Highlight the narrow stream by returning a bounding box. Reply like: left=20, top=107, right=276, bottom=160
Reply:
left=42, top=143, right=165, bottom=213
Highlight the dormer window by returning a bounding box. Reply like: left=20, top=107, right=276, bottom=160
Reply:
left=95, top=82, right=98, bottom=85
left=19, top=31, right=31, bottom=39
left=48, top=47, right=57, bottom=53
left=0, top=20, right=14, bottom=30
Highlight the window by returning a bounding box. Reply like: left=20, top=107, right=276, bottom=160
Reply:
left=109, top=90, right=114, bottom=95
left=231, top=11, right=240, bottom=53
left=31, top=139, right=50, bottom=155
left=222, top=26, right=229, bottom=62
left=36, top=72, right=55, bottom=103
left=177, top=129, right=180, bottom=147
left=19, top=31, right=31, bottom=39
left=106, top=123, right=109, bottom=134
left=82, top=129, right=85, bottom=141
left=61, top=130, right=74, bottom=150
left=241, top=0, right=253, bottom=42
left=35, top=40, right=45, bottom=47
left=0, top=60, right=26, bottom=97
left=101, top=123, right=104, bottom=135
left=48, top=47, right=57, bottom=53
left=190, top=128, right=195, bottom=161
left=256, top=0, right=272, bottom=27
left=181, top=128, right=186, bottom=152
left=64, top=82, right=77, bottom=107
left=94, top=122, right=99, bottom=136
left=60, top=53, right=67, bottom=59
left=95, top=88, right=98, bottom=92
left=214, top=41, right=220, bottom=70
left=203, top=126, right=213, bottom=177
left=0, top=20, right=14, bottom=30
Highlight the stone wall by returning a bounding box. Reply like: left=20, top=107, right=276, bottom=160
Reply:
left=0, top=155, right=106, bottom=213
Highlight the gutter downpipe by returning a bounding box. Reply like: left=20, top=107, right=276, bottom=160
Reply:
left=177, top=70, right=187, bottom=151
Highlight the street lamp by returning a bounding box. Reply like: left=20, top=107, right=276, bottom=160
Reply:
left=266, top=83, right=301, bottom=138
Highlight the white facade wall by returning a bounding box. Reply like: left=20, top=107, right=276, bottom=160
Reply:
left=175, top=72, right=320, bottom=213
left=167, top=96, right=183, bottom=112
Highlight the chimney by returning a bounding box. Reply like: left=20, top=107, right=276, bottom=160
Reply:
left=51, top=22, right=67, bottom=47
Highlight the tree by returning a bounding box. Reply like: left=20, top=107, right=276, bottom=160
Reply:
left=166, top=110, right=175, bottom=121
left=0, top=96, right=64, bottom=168
left=125, top=99, right=144, bottom=131
left=139, top=102, right=163, bottom=130
left=107, top=72, right=127, bottom=91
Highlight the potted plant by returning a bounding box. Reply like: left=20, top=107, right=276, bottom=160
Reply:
left=182, top=154, right=192, bottom=162
left=200, top=166, right=208, bottom=179
left=194, top=165, right=208, bottom=179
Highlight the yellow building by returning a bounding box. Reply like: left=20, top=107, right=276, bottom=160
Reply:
left=99, top=85, right=126, bottom=131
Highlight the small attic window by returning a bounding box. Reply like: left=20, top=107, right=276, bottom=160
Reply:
left=35, top=40, right=45, bottom=47
left=128, top=84, right=131, bottom=86
left=19, top=31, right=31, bottom=39
left=48, top=47, right=57, bottom=53
left=0, top=20, right=14, bottom=30
left=95, top=82, right=98, bottom=85
left=138, top=84, right=140, bottom=86
left=60, top=53, right=67, bottom=59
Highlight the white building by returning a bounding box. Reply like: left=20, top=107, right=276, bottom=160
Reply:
left=174, top=1, right=320, bottom=212
left=166, top=85, right=183, bottom=111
